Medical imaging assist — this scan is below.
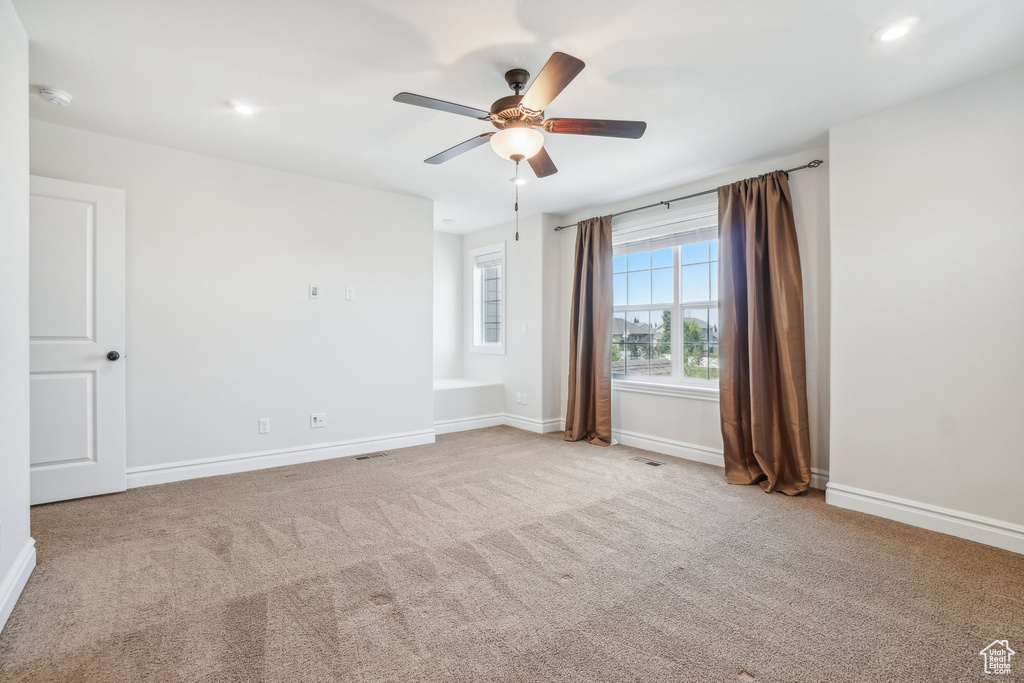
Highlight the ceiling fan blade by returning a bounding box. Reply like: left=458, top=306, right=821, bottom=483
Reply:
left=520, top=52, right=585, bottom=112
left=527, top=146, right=558, bottom=178
left=424, top=133, right=494, bottom=164
left=394, top=92, right=491, bottom=120
left=544, top=118, right=647, bottom=139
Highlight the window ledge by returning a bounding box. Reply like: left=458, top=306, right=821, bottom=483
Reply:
left=612, top=378, right=720, bottom=402
left=469, top=345, right=505, bottom=355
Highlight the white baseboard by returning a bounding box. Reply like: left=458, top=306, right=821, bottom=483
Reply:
left=826, top=483, right=1024, bottom=555
left=126, top=429, right=436, bottom=489
left=0, top=537, right=36, bottom=635
left=435, top=414, right=562, bottom=435
left=433, top=414, right=504, bottom=435
left=502, top=414, right=563, bottom=434
left=613, top=428, right=726, bottom=468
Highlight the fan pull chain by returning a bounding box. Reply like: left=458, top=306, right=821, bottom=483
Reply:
left=514, top=160, right=520, bottom=241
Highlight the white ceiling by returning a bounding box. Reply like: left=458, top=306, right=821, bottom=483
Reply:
left=15, top=0, right=1024, bottom=232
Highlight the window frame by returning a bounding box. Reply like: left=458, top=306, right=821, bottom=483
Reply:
left=610, top=199, right=720, bottom=397
left=469, top=242, right=506, bottom=355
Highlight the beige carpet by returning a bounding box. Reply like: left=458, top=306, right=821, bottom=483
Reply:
left=1, top=427, right=1021, bottom=682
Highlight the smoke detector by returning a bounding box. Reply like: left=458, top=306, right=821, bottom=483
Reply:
left=37, top=88, right=72, bottom=107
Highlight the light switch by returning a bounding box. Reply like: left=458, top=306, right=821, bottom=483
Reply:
left=345, top=286, right=355, bottom=301
left=521, top=323, right=528, bottom=335
left=309, top=284, right=319, bottom=299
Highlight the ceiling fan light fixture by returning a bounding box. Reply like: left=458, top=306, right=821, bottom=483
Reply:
left=489, top=127, right=544, bottom=161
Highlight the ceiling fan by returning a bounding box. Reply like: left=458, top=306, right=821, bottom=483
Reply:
left=393, top=52, right=647, bottom=178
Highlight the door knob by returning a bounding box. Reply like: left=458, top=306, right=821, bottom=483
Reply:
left=107, top=351, right=120, bottom=361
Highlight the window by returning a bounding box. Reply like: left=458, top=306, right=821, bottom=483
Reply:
left=470, top=243, right=505, bottom=353
left=611, top=206, right=720, bottom=388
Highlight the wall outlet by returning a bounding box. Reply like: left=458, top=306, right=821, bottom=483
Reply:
left=310, top=413, right=325, bottom=428
left=309, top=284, right=319, bottom=299
left=522, top=393, right=528, bottom=405
left=345, top=286, right=355, bottom=301
left=516, top=392, right=522, bottom=404
left=258, top=418, right=270, bottom=434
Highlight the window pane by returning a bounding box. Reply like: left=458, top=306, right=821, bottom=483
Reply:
left=611, top=342, right=624, bottom=374
left=682, top=241, right=708, bottom=265
left=652, top=247, right=672, bottom=268
left=652, top=309, right=671, bottom=376
left=712, top=319, right=720, bottom=382
left=709, top=238, right=719, bottom=261
left=710, top=261, right=718, bottom=301
left=627, top=271, right=651, bottom=305
left=481, top=265, right=501, bottom=344
left=681, top=263, right=710, bottom=302
left=683, top=308, right=708, bottom=344
left=624, top=311, right=649, bottom=342
left=625, top=343, right=650, bottom=376
left=652, top=309, right=671, bottom=350
left=683, top=343, right=708, bottom=379
left=613, top=253, right=627, bottom=273
left=651, top=352, right=671, bottom=376
left=613, top=273, right=627, bottom=307
left=651, top=267, right=673, bottom=305
left=708, top=308, right=720, bottom=350
left=627, top=251, right=650, bottom=271
left=612, top=312, right=626, bottom=344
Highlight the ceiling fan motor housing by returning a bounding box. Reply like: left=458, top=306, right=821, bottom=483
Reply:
left=488, top=69, right=544, bottom=130
left=504, top=68, right=530, bottom=93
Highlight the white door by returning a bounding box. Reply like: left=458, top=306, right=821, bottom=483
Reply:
left=29, top=176, right=126, bottom=505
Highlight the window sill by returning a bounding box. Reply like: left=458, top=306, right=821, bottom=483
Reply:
left=612, top=378, right=719, bottom=402
left=469, top=345, right=505, bottom=355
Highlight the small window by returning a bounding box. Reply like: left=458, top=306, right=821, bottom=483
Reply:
left=470, top=243, right=505, bottom=354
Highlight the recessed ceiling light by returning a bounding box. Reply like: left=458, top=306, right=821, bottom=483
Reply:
left=441, top=218, right=456, bottom=225
left=231, top=102, right=258, bottom=116
left=510, top=177, right=527, bottom=186
left=872, top=17, right=919, bottom=43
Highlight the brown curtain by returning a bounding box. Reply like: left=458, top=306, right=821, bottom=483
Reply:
left=564, top=215, right=613, bottom=446
left=718, top=171, right=811, bottom=495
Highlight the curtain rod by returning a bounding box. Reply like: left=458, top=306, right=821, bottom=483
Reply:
left=552, top=159, right=824, bottom=231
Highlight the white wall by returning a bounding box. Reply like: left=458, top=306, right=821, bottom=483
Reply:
left=556, top=147, right=831, bottom=482
left=432, top=231, right=463, bottom=379
left=461, top=214, right=562, bottom=429
left=828, top=66, right=1024, bottom=531
left=30, top=121, right=435, bottom=474
left=0, top=0, right=34, bottom=632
